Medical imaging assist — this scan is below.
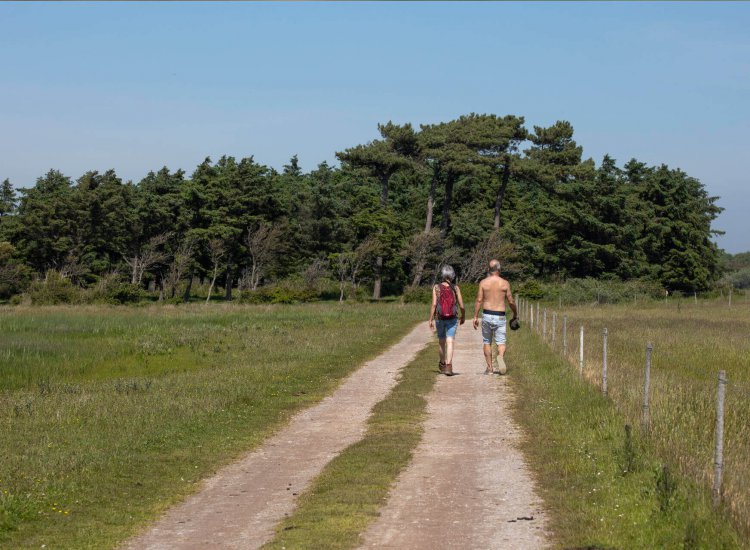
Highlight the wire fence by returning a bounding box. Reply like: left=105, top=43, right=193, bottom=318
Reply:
left=516, top=296, right=750, bottom=536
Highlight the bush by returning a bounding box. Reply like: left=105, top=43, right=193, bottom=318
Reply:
left=0, top=263, right=32, bottom=299
left=458, top=282, right=478, bottom=305
left=401, top=286, right=431, bottom=304
left=27, top=271, right=82, bottom=305
left=720, top=267, right=750, bottom=290
left=101, top=282, right=146, bottom=304
left=79, top=274, right=147, bottom=304
left=516, top=279, right=545, bottom=300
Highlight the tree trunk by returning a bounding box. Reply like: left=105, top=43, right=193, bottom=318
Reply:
left=411, top=262, right=425, bottom=288
left=372, top=255, right=382, bottom=300
left=494, top=156, right=512, bottom=229
left=182, top=268, right=194, bottom=303
left=130, top=257, right=139, bottom=285
left=440, top=175, right=454, bottom=239
left=224, top=264, right=233, bottom=301
left=425, top=169, right=438, bottom=232
left=206, top=267, right=218, bottom=303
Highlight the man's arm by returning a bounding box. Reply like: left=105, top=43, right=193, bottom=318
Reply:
left=506, top=283, right=518, bottom=319
left=473, top=283, right=483, bottom=329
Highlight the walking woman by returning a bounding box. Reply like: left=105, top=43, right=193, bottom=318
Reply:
left=428, top=265, right=466, bottom=375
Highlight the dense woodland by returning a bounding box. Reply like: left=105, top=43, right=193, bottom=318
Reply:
left=0, top=113, right=734, bottom=303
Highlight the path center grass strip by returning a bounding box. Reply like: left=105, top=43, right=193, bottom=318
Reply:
left=508, top=329, right=745, bottom=549
left=0, top=303, right=423, bottom=549
left=263, top=342, right=438, bottom=550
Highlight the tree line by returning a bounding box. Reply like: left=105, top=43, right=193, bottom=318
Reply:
left=0, top=113, right=725, bottom=302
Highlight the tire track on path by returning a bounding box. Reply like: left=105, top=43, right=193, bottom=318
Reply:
left=359, top=324, right=549, bottom=549
left=125, top=322, right=430, bottom=550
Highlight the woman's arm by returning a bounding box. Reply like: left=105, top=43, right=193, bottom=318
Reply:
left=429, top=285, right=438, bottom=328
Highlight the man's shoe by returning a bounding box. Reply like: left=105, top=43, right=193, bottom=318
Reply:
left=495, top=356, right=507, bottom=375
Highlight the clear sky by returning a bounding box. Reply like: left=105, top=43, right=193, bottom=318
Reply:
left=1, top=2, right=748, bottom=252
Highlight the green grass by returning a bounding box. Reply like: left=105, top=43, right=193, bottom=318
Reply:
left=263, top=343, right=438, bottom=550
left=0, top=303, right=424, bottom=549
left=528, top=298, right=750, bottom=538
left=508, top=327, right=745, bottom=549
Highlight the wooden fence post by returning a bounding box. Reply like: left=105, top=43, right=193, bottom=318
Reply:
left=536, top=303, right=540, bottom=333
left=579, top=325, right=584, bottom=375
left=712, top=370, right=727, bottom=508
left=530, top=302, right=534, bottom=330
left=552, top=312, right=557, bottom=348
left=562, top=315, right=568, bottom=357
left=642, top=343, right=652, bottom=432
left=729, top=285, right=733, bottom=308
left=543, top=309, right=547, bottom=340
left=602, top=327, right=608, bottom=396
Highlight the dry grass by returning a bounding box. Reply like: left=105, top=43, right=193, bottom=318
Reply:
left=524, top=295, right=750, bottom=538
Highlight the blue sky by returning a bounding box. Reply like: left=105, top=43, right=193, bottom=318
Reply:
left=1, top=2, right=748, bottom=252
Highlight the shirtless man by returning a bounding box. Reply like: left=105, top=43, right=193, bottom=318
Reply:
left=473, top=259, right=518, bottom=374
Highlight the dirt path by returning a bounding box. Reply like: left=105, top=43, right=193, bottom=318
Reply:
left=125, top=323, right=431, bottom=550
left=359, top=324, right=549, bottom=549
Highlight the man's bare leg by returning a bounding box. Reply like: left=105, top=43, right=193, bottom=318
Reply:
left=483, top=344, right=493, bottom=374
left=496, top=344, right=507, bottom=374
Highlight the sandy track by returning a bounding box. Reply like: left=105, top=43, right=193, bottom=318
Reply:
left=359, top=324, right=549, bottom=549
left=125, top=323, right=430, bottom=550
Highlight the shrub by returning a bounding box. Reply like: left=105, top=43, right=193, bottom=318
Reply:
left=0, top=263, right=32, bottom=299
left=83, top=274, right=147, bottom=304
left=720, top=267, right=750, bottom=289
left=516, top=279, right=546, bottom=300
left=401, top=286, right=431, bottom=304
left=27, top=271, right=82, bottom=305
left=102, top=282, right=146, bottom=304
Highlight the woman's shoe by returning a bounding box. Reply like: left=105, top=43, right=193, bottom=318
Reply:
left=438, top=361, right=446, bottom=374
left=444, top=363, right=454, bottom=376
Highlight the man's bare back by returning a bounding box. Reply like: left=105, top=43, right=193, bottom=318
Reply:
left=477, top=275, right=513, bottom=313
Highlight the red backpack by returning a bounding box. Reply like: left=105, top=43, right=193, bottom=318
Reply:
left=435, top=283, right=458, bottom=320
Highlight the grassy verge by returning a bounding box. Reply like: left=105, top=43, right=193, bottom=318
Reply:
left=535, top=298, right=750, bottom=537
left=508, top=328, right=745, bottom=549
left=263, top=343, right=438, bottom=549
left=0, top=303, right=423, bottom=549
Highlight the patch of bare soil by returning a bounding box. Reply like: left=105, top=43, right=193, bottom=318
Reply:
left=125, top=323, right=431, bottom=550
left=358, top=325, right=549, bottom=549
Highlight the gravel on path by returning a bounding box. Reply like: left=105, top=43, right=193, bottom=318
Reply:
left=359, top=323, right=549, bottom=549
left=125, top=323, right=431, bottom=550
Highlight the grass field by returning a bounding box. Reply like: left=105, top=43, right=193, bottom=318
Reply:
left=508, top=328, right=744, bottom=549
left=523, top=296, right=750, bottom=541
left=0, top=303, right=424, bottom=549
